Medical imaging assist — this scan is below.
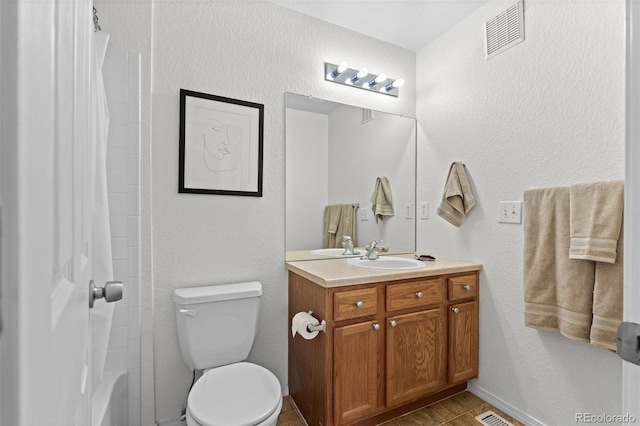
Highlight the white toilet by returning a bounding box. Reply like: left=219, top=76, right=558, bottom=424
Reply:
left=173, top=281, right=283, bottom=426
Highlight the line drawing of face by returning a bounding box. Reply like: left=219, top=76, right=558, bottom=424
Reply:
left=202, top=118, right=229, bottom=160
left=200, top=120, right=243, bottom=175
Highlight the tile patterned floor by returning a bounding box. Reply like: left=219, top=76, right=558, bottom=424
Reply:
left=277, top=391, right=525, bottom=426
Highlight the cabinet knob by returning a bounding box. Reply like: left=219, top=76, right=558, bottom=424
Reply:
left=452, top=307, right=460, bottom=314
left=389, top=320, right=397, bottom=327
left=373, top=323, right=381, bottom=331
left=416, top=291, right=423, bottom=298
left=463, top=285, right=471, bottom=291
left=355, top=301, right=364, bottom=308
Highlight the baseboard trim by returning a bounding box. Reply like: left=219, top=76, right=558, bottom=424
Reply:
left=467, top=382, right=546, bottom=426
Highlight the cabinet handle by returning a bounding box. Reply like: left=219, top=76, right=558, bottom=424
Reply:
left=416, top=291, right=423, bottom=298
left=463, top=285, right=471, bottom=291
left=355, top=301, right=364, bottom=308
left=389, top=320, right=397, bottom=327
left=452, top=307, right=460, bottom=314
left=373, top=323, right=381, bottom=331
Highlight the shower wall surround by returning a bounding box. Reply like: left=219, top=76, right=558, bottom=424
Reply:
left=103, top=44, right=142, bottom=426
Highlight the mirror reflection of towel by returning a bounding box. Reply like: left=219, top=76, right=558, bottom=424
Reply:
left=370, top=176, right=394, bottom=223
left=323, top=204, right=357, bottom=248
left=436, top=162, right=475, bottom=227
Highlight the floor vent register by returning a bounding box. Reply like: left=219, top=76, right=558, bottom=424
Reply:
left=475, top=410, right=515, bottom=426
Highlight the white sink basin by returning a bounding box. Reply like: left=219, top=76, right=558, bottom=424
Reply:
left=347, top=256, right=426, bottom=270
left=310, top=248, right=363, bottom=257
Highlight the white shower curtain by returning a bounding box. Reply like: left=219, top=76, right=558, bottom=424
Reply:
left=90, top=29, right=115, bottom=394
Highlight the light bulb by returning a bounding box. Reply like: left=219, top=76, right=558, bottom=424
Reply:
left=367, top=72, right=387, bottom=88
left=384, top=78, right=405, bottom=91
left=351, top=68, right=368, bottom=83
left=331, top=61, right=348, bottom=78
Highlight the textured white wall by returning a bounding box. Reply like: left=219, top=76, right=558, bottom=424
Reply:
left=416, top=1, right=625, bottom=424
left=149, top=1, right=416, bottom=422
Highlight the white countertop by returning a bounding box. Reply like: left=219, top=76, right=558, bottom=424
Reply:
left=285, top=254, right=483, bottom=288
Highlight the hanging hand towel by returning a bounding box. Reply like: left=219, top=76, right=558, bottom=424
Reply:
left=523, top=187, right=595, bottom=343
left=569, top=180, right=624, bottom=264
left=436, top=162, right=476, bottom=227
left=370, top=176, right=394, bottom=223
left=590, top=219, right=624, bottom=351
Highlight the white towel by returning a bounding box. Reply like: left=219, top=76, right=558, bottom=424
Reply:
left=436, top=162, right=476, bottom=227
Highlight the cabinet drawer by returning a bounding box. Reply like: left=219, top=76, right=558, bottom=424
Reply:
left=386, top=279, right=443, bottom=312
left=334, top=288, right=378, bottom=321
left=448, top=275, right=477, bottom=301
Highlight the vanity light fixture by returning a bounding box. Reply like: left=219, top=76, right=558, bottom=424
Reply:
left=324, top=62, right=403, bottom=97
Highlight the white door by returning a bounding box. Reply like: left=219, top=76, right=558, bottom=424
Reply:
left=624, top=0, right=640, bottom=417
left=0, top=0, right=97, bottom=424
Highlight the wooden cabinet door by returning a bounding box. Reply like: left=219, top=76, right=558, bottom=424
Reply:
left=386, top=309, right=445, bottom=407
left=448, top=301, right=479, bottom=383
left=334, top=320, right=383, bottom=425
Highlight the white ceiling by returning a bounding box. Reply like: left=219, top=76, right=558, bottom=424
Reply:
left=268, top=0, right=488, bottom=52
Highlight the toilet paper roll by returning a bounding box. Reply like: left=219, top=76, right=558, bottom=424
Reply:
left=291, top=311, right=320, bottom=340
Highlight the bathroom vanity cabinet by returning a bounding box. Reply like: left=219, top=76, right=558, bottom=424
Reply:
left=286, top=256, right=481, bottom=426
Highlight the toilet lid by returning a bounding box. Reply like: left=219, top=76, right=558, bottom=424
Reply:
left=188, top=362, right=281, bottom=426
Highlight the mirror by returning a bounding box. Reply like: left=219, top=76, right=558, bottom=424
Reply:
left=285, top=92, right=417, bottom=260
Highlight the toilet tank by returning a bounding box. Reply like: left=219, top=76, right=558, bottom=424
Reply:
left=173, top=281, right=262, bottom=370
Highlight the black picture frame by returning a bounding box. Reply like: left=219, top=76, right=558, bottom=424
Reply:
left=179, top=89, right=264, bottom=197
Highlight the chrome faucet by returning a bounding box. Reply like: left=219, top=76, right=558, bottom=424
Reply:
left=363, top=240, right=380, bottom=260
left=342, top=236, right=356, bottom=255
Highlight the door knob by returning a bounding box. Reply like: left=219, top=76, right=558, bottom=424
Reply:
left=355, top=301, right=364, bottom=308
left=89, top=280, right=123, bottom=308
left=452, top=307, right=460, bottom=314
left=416, top=292, right=423, bottom=298
left=373, top=323, right=381, bottom=331
left=389, top=320, right=397, bottom=327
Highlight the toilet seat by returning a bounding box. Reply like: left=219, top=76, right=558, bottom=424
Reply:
left=187, top=362, right=282, bottom=426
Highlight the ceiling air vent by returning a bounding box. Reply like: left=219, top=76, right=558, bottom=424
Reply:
left=475, top=410, right=516, bottom=426
left=485, top=0, right=524, bottom=59
left=361, top=108, right=374, bottom=125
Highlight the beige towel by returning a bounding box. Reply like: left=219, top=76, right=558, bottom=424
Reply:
left=370, top=177, right=394, bottom=223
left=436, top=162, right=475, bottom=227
left=590, top=219, right=624, bottom=351
left=323, top=204, right=357, bottom=248
left=523, top=187, right=595, bottom=343
left=569, top=180, right=624, bottom=264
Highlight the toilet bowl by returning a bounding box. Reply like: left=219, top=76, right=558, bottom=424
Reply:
left=185, top=362, right=283, bottom=426
left=173, top=282, right=282, bottom=426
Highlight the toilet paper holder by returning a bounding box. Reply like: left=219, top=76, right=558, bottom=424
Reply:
left=306, top=311, right=326, bottom=333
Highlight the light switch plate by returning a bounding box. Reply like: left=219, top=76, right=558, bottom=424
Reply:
left=498, top=201, right=522, bottom=224
left=419, top=202, right=429, bottom=220
left=359, top=209, right=369, bottom=221
left=405, top=203, right=414, bottom=219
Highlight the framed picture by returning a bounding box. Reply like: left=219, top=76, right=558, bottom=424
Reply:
left=179, top=89, right=264, bottom=196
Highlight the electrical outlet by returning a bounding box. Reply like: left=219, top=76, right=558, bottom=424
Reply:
left=405, top=203, right=414, bottom=219
left=419, top=202, right=429, bottom=220
left=498, top=201, right=522, bottom=224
